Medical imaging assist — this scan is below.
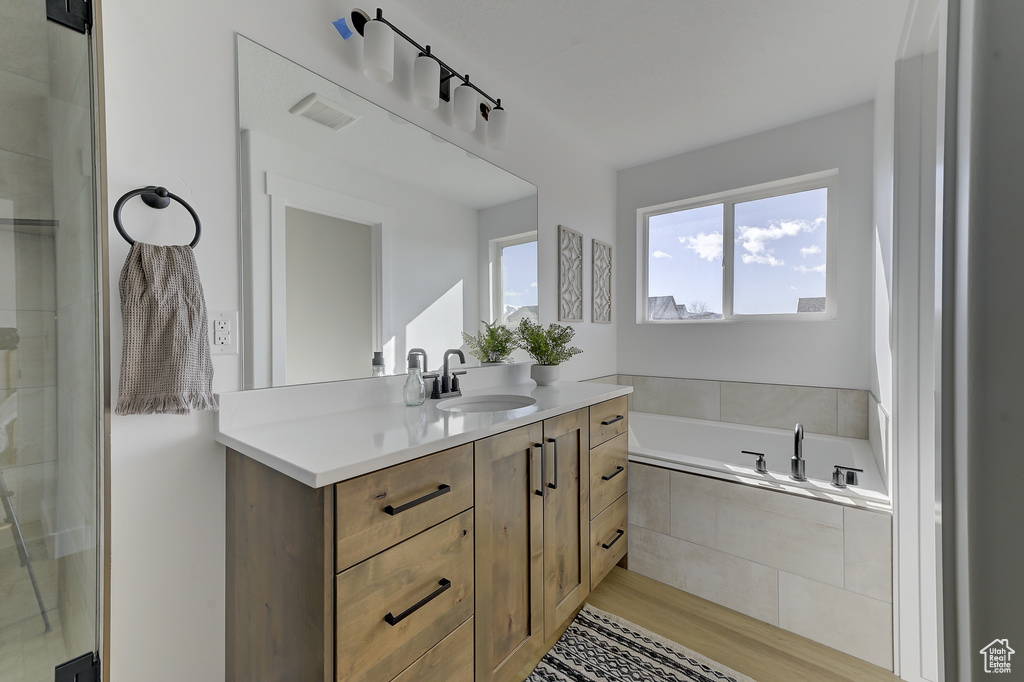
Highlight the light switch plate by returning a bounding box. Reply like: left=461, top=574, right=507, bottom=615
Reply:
left=209, top=310, right=239, bottom=355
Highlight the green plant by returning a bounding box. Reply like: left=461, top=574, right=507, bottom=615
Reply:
left=462, top=320, right=517, bottom=364
left=515, top=319, right=583, bottom=366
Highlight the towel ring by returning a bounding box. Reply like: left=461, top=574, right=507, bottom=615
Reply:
left=113, top=186, right=202, bottom=248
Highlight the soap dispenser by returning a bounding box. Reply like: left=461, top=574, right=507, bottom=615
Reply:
left=404, top=354, right=426, bottom=406
left=371, top=351, right=386, bottom=377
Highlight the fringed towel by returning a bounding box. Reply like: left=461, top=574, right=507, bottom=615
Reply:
left=116, top=242, right=217, bottom=415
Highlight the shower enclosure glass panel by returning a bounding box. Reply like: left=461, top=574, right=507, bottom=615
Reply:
left=0, top=1, right=101, bottom=679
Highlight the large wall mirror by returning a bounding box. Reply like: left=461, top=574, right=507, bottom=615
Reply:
left=236, top=36, right=538, bottom=389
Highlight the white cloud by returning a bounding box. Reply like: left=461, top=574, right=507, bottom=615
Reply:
left=652, top=250, right=673, bottom=259
left=793, top=264, right=826, bottom=274
left=735, top=218, right=822, bottom=268
left=800, top=244, right=822, bottom=257
left=680, top=231, right=723, bottom=262
left=742, top=253, right=784, bottom=266
left=530, top=282, right=538, bottom=288
left=504, top=290, right=521, bottom=297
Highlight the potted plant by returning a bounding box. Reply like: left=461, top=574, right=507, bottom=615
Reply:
left=515, top=318, right=582, bottom=385
left=461, top=319, right=517, bottom=365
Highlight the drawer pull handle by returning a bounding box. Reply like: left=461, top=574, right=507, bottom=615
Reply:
left=384, top=578, right=451, bottom=626
left=601, top=415, right=624, bottom=426
left=546, top=438, right=559, bottom=490
left=601, top=465, right=625, bottom=481
left=602, top=529, right=625, bottom=550
left=534, top=443, right=545, bottom=496
left=384, top=484, right=451, bottom=516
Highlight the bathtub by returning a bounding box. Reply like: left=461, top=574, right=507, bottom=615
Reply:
left=627, top=412, right=890, bottom=510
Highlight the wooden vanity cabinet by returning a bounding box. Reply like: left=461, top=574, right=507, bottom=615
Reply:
left=474, top=409, right=591, bottom=682
left=588, top=397, right=629, bottom=588
left=474, top=421, right=545, bottom=682
left=227, top=396, right=628, bottom=682
left=541, top=409, right=590, bottom=636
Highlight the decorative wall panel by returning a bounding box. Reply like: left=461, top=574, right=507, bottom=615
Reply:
left=592, top=239, right=612, bottom=323
left=558, top=225, right=583, bottom=322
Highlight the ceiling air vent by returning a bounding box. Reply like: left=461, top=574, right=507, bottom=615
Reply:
left=289, top=93, right=360, bottom=131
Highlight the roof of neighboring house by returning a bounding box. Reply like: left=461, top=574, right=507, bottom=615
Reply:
left=506, top=305, right=539, bottom=325
left=649, top=296, right=684, bottom=320
left=797, top=297, right=827, bottom=313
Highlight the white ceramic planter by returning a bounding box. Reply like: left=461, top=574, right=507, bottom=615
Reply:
left=530, top=364, right=560, bottom=386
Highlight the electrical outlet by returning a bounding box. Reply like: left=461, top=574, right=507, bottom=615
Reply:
left=209, top=310, right=239, bottom=355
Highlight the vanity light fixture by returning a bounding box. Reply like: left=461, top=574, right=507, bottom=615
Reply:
left=334, top=7, right=508, bottom=149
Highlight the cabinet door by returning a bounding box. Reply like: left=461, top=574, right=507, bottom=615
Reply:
left=542, top=408, right=591, bottom=638
left=475, top=422, right=544, bottom=682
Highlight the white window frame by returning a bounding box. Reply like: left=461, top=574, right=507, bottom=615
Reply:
left=489, top=230, right=538, bottom=325
left=637, top=169, right=838, bottom=323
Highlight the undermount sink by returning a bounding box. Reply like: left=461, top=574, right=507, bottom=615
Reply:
left=436, top=394, right=538, bottom=413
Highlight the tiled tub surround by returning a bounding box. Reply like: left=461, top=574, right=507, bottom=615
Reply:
left=588, top=374, right=890, bottom=486
left=628, top=463, right=893, bottom=670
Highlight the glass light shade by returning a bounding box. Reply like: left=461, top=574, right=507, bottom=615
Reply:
left=362, top=19, right=394, bottom=83
left=413, top=54, right=441, bottom=110
left=487, top=106, right=508, bottom=150
left=452, top=83, right=477, bottom=132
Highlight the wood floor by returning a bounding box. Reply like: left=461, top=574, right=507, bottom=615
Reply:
left=518, top=566, right=900, bottom=682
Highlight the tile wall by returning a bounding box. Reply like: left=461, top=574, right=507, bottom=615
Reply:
left=629, top=463, right=894, bottom=669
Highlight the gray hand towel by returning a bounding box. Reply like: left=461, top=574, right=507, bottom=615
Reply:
left=116, top=242, right=217, bottom=415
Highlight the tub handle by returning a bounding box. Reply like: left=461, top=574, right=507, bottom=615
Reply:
left=533, top=442, right=545, bottom=496
left=546, top=437, right=558, bottom=489
left=741, top=450, right=769, bottom=475
left=602, top=528, right=624, bottom=550
left=601, top=415, right=624, bottom=426
left=601, top=465, right=625, bottom=481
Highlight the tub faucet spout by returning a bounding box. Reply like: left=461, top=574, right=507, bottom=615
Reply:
left=791, top=423, right=806, bottom=481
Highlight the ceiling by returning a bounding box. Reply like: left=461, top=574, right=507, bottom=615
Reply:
left=395, top=0, right=912, bottom=169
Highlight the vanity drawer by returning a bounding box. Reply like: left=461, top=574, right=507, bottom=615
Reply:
left=391, top=616, right=474, bottom=682
left=590, top=397, right=628, bottom=447
left=590, top=433, right=628, bottom=519
left=336, top=509, right=474, bottom=682
left=336, top=443, right=473, bottom=571
left=590, top=493, right=627, bottom=588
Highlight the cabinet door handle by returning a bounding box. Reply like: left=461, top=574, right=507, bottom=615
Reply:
left=384, top=578, right=451, bottom=626
left=601, top=415, right=624, bottom=426
left=546, top=437, right=558, bottom=490
left=601, top=465, right=625, bottom=481
left=534, top=443, right=545, bottom=496
left=384, top=484, right=451, bottom=516
left=601, top=528, right=625, bottom=550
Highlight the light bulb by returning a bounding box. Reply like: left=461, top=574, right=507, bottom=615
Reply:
left=487, top=103, right=508, bottom=150
left=453, top=82, right=477, bottom=132
left=413, top=52, right=441, bottom=110
left=362, top=19, right=394, bottom=83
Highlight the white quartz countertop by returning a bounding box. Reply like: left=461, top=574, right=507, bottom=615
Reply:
left=216, top=380, right=631, bottom=488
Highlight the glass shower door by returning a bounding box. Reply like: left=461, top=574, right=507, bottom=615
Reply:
left=0, top=0, right=101, bottom=679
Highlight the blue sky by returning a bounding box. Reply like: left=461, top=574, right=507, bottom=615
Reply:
left=649, top=188, right=827, bottom=315
left=502, top=240, right=538, bottom=309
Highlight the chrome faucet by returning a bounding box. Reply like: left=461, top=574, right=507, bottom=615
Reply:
left=791, top=423, right=806, bottom=481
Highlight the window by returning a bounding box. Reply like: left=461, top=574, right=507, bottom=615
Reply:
left=491, top=232, right=538, bottom=325
left=640, top=171, right=836, bottom=322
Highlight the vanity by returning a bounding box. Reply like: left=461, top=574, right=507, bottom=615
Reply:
left=225, top=34, right=625, bottom=681
left=218, top=370, right=630, bottom=682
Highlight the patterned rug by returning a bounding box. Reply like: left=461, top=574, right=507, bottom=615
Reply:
left=527, top=604, right=757, bottom=682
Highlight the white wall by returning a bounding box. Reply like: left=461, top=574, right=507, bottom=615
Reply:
left=97, top=1, right=616, bottom=679
left=616, top=104, right=875, bottom=389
